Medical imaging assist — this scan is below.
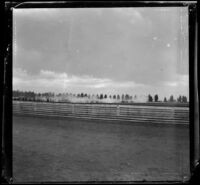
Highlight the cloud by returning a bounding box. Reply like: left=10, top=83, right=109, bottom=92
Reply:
left=13, top=68, right=189, bottom=100
left=113, top=8, right=144, bottom=24
left=164, top=74, right=188, bottom=87
left=13, top=68, right=135, bottom=93
left=13, top=8, right=189, bottom=99
left=13, top=8, right=63, bottom=21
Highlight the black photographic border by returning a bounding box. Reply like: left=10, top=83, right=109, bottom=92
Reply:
left=2, top=1, right=199, bottom=184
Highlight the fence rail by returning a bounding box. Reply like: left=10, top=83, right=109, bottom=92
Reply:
left=13, top=101, right=189, bottom=125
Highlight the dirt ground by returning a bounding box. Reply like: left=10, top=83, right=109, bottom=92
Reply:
left=13, top=115, right=190, bottom=182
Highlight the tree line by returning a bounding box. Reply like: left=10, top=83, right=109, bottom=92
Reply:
left=148, top=94, right=187, bottom=103
left=13, top=90, right=188, bottom=103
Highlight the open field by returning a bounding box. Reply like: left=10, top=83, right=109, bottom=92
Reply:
left=13, top=115, right=190, bottom=182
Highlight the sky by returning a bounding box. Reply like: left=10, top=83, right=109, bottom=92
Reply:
left=13, top=7, right=189, bottom=100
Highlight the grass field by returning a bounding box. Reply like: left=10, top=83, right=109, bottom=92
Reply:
left=13, top=115, right=190, bottom=182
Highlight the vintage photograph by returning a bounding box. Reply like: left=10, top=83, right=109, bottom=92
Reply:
left=13, top=7, right=189, bottom=182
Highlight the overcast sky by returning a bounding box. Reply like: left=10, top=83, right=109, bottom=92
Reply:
left=13, top=7, right=189, bottom=99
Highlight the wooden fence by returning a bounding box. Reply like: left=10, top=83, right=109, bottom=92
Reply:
left=13, top=101, right=189, bottom=125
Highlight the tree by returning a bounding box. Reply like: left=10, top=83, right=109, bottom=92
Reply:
left=109, top=95, right=112, bottom=99
left=81, top=93, right=84, bottom=97
left=113, top=95, right=116, bottom=99
left=154, top=94, right=158, bottom=102
left=185, top=96, right=187, bottom=103
left=100, top=94, right=103, bottom=99
left=169, top=95, right=174, bottom=102
left=177, top=95, right=182, bottom=102
left=125, top=94, right=129, bottom=100
left=164, top=97, right=167, bottom=102
left=104, top=94, right=107, bottom=99
left=121, top=94, right=125, bottom=100
left=182, top=96, right=187, bottom=103
left=148, top=94, right=153, bottom=102
left=117, top=95, right=120, bottom=100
